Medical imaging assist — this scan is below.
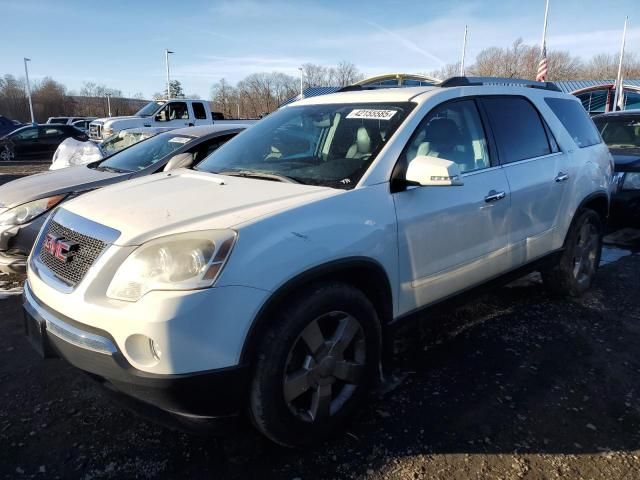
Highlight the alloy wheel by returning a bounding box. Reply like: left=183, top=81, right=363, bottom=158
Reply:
left=572, top=221, right=599, bottom=288
left=283, top=311, right=366, bottom=423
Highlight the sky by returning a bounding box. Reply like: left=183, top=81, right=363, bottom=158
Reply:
left=1, top=0, right=639, bottom=99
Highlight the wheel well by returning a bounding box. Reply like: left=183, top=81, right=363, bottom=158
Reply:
left=581, top=194, right=608, bottom=223
left=239, top=258, right=393, bottom=365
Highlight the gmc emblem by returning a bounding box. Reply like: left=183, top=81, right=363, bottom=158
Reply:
left=43, top=234, right=79, bottom=262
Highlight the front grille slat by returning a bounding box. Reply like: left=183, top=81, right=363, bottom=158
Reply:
left=38, top=221, right=107, bottom=287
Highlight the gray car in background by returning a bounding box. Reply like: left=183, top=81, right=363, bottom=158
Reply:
left=0, top=124, right=247, bottom=273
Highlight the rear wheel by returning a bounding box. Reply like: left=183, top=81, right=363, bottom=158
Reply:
left=249, top=283, right=381, bottom=447
left=542, top=208, right=603, bottom=297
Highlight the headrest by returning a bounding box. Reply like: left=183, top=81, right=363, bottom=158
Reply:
left=356, top=127, right=372, bottom=153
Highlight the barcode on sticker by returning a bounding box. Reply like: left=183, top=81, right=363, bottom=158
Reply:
left=346, top=109, right=397, bottom=120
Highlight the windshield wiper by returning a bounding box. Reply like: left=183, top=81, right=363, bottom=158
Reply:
left=214, top=170, right=300, bottom=184
left=95, top=165, right=130, bottom=173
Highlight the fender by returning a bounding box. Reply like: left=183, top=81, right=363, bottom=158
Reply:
left=239, top=256, right=393, bottom=365
left=563, top=190, right=609, bottom=245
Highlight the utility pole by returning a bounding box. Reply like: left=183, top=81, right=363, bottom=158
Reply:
left=165, top=49, right=174, bottom=100
left=23, top=58, right=35, bottom=124
left=298, top=67, right=304, bottom=99
left=460, top=25, right=468, bottom=76
left=106, top=93, right=112, bottom=117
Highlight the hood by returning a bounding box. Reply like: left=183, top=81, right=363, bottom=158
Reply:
left=60, top=170, right=339, bottom=246
left=94, top=116, right=137, bottom=124
left=0, top=165, right=125, bottom=209
left=610, top=147, right=640, bottom=172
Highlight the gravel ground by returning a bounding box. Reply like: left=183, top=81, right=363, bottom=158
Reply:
left=1, top=250, right=639, bottom=479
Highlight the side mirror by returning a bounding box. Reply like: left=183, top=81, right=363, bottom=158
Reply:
left=405, top=155, right=463, bottom=187
left=164, top=152, right=194, bottom=171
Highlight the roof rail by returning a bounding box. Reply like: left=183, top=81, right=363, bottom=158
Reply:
left=440, top=76, right=561, bottom=92
left=336, top=84, right=404, bottom=93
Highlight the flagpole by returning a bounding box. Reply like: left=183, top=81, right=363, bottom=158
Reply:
left=540, top=0, right=549, bottom=54
left=460, top=25, right=468, bottom=76
left=613, top=16, right=628, bottom=112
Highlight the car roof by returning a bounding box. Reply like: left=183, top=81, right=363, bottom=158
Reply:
left=169, top=124, right=248, bottom=137
left=291, top=86, right=439, bottom=106
left=592, top=109, right=640, bottom=119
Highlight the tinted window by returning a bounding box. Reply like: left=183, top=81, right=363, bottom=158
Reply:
left=41, top=127, right=65, bottom=137
left=48, top=118, right=68, bottom=124
left=482, top=97, right=551, bottom=163
left=193, top=102, right=207, bottom=120
left=13, top=128, right=38, bottom=140
left=403, top=99, right=491, bottom=173
left=545, top=98, right=601, bottom=148
left=593, top=116, right=640, bottom=148
left=620, top=91, right=640, bottom=110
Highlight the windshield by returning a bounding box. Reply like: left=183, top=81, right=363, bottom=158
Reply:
left=98, top=132, right=192, bottom=172
left=594, top=117, right=640, bottom=149
left=135, top=101, right=165, bottom=117
left=100, top=130, right=156, bottom=157
left=196, top=102, right=415, bottom=189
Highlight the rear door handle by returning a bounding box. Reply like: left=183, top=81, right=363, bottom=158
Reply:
left=555, top=172, right=569, bottom=183
left=484, top=190, right=506, bottom=203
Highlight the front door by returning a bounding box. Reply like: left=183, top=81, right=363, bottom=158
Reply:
left=154, top=101, right=191, bottom=128
left=393, top=99, right=512, bottom=314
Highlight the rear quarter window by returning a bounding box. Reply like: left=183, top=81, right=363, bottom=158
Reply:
left=544, top=97, right=601, bottom=148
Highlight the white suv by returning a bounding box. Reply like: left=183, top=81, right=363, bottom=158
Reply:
left=23, top=77, right=612, bottom=446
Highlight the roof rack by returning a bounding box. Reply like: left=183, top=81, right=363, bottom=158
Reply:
left=440, top=76, right=561, bottom=92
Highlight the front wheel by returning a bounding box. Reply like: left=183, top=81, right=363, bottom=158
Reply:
left=0, top=144, right=15, bottom=162
left=249, top=283, right=381, bottom=447
left=542, top=208, right=603, bottom=297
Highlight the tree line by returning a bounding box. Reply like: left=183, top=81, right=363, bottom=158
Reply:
left=3, top=39, right=640, bottom=123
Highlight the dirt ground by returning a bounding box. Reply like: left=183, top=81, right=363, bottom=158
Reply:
left=0, top=249, right=639, bottom=479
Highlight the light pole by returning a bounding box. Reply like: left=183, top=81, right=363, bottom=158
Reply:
left=106, top=93, right=112, bottom=117
left=165, top=49, right=174, bottom=100
left=23, top=58, right=35, bottom=124
left=298, top=67, right=304, bottom=99
left=460, top=25, right=468, bottom=76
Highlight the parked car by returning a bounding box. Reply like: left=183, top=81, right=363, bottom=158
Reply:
left=46, top=116, right=96, bottom=125
left=0, top=115, right=22, bottom=137
left=23, top=77, right=611, bottom=447
left=50, top=127, right=176, bottom=170
left=70, top=119, right=93, bottom=132
left=593, top=110, right=640, bottom=225
left=0, top=124, right=245, bottom=273
left=0, top=124, right=87, bottom=162
left=89, top=100, right=256, bottom=141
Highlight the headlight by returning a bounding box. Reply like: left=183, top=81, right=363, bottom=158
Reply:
left=106, top=230, right=237, bottom=302
left=0, top=195, right=67, bottom=226
left=102, top=127, right=114, bottom=137
left=622, top=172, right=640, bottom=190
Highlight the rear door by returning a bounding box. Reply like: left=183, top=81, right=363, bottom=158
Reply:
left=191, top=102, right=210, bottom=126
left=393, top=99, right=513, bottom=311
left=479, top=96, right=568, bottom=262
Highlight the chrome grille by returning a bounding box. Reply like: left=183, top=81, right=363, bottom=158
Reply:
left=38, top=220, right=107, bottom=286
left=89, top=123, right=101, bottom=140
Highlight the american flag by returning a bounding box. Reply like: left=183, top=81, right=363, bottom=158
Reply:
left=536, top=43, right=548, bottom=82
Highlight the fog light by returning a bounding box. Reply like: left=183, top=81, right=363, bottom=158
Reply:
left=149, top=338, right=162, bottom=360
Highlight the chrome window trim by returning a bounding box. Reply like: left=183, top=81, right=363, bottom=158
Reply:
left=500, top=151, right=564, bottom=168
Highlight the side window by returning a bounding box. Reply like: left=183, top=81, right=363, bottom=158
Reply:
left=403, top=99, right=491, bottom=173
left=544, top=97, right=601, bottom=148
left=192, top=102, right=207, bottom=120
left=14, top=128, right=38, bottom=140
left=40, top=127, right=64, bottom=137
left=481, top=97, right=551, bottom=164
left=156, top=102, right=189, bottom=121
left=192, top=134, right=237, bottom=163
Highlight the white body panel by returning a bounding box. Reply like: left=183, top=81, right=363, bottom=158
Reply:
left=27, top=84, right=612, bottom=377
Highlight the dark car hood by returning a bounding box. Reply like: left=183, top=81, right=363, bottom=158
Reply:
left=610, top=148, right=640, bottom=172
left=0, top=165, right=127, bottom=209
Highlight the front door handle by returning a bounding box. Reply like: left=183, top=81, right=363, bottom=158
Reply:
left=555, top=172, right=569, bottom=183
left=484, top=190, right=506, bottom=203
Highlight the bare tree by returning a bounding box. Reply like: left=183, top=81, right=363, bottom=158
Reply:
left=329, top=61, right=364, bottom=87
left=580, top=52, right=640, bottom=79
left=0, top=74, right=29, bottom=121
left=302, top=63, right=331, bottom=88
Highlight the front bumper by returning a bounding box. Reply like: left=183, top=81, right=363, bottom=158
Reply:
left=0, top=250, right=27, bottom=273
left=0, top=216, right=45, bottom=274
left=23, top=281, right=251, bottom=428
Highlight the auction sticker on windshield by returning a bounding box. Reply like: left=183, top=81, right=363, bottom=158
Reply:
left=168, top=137, right=191, bottom=144
left=346, top=109, right=397, bottom=120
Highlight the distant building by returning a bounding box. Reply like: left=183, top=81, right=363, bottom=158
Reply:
left=554, top=80, right=640, bottom=115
